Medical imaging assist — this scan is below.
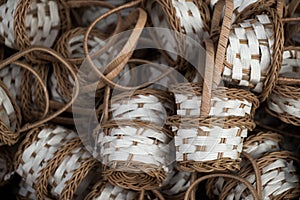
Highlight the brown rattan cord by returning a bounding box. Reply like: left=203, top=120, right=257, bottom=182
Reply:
left=200, top=39, right=215, bottom=116
left=0, top=80, right=21, bottom=146
left=0, top=46, right=79, bottom=132
left=53, top=27, right=107, bottom=101
left=236, top=7, right=284, bottom=102
left=144, top=0, right=210, bottom=70
left=99, top=87, right=174, bottom=191
left=59, top=158, right=99, bottom=200
left=169, top=82, right=259, bottom=117
left=13, top=0, right=71, bottom=63
left=184, top=174, right=260, bottom=200
left=35, top=137, right=82, bottom=199
left=218, top=151, right=300, bottom=200
left=85, top=180, right=165, bottom=200
left=266, top=84, right=300, bottom=126
left=83, top=1, right=148, bottom=91
left=213, top=0, right=233, bottom=86
left=11, top=61, right=49, bottom=118
left=243, top=131, right=284, bottom=149
left=241, top=152, right=262, bottom=199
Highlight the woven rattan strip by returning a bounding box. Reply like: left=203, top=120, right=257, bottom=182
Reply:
left=97, top=89, right=175, bottom=191
left=207, top=132, right=300, bottom=200
left=85, top=180, right=139, bottom=200
left=267, top=48, right=300, bottom=125
left=145, top=0, right=210, bottom=68
left=218, top=5, right=284, bottom=102
left=160, top=169, right=191, bottom=199
left=0, top=80, right=21, bottom=146
left=52, top=27, right=107, bottom=102
left=15, top=125, right=101, bottom=199
left=0, top=0, right=70, bottom=50
left=213, top=151, right=300, bottom=200
left=167, top=82, right=258, bottom=172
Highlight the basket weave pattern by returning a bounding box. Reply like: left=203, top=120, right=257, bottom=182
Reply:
left=98, top=89, right=175, bottom=190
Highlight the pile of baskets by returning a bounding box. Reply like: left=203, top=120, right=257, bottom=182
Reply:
left=0, top=0, right=299, bottom=199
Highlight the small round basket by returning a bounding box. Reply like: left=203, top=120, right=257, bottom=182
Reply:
left=0, top=80, right=21, bottom=146
left=220, top=8, right=283, bottom=101
left=167, top=82, right=259, bottom=172
left=96, top=89, right=175, bottom=191
left=15, top=125, right=101, bottom=200
left=0, top=0, right=70, bottom=50
left=144, top=0, right=210, bottom=68
left=266, top=47, right=300, bottom=126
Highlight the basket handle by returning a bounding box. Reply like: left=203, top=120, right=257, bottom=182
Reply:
left=0, top=46, right=80, bottom=132
left=213, top=0, right=234, bottom=86
left=83, top=1, right=148, bottom=92
left=184, top=173, right=260, bottom=200
left=200, top=39, right=215, bottom=116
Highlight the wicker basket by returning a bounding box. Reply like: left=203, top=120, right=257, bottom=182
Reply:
left=96, top=89, right=175, bottom=191
left=0, top=80, right=21, bottom=146
left=266, top=47, right=300, bottom=126
left=0, top=146, right=14, bottom=186
left=167, top=83, right=259, bottom=172
left=85, top=180, right=165, bottom=200
left=51, top=27, right=107, bottom=102
left=0, top=0, right=70, bottom=50
left=207, top=132, right=300, bottom=200
left=219, top=9, right=283, bottom=101
left=15, top=125, right=101, bottom=200
left=144, top=0, right=210, bottom=69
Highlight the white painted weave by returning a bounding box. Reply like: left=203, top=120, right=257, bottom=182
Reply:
left=49, top=147, right=92, bottom=198
left=280, top=49, right=300, bottom=79
left=160, top=169, right=191, bottom=196
left=146, top=0, right=208, bottom=60
left=223, top=14, right=274, bottom=93
left=268, top=93, right=300, bottom=118
left=16, top=126, right=77, bottom=188
left=0, top=64, right=22, bottom=102
left=225, top=159, right=299, bottom=200
left=0, top=85, right=17, bottom=132
left=174, top=126, right=247, bottom=161
left=244, top=139, right=281, bottom=159
left=99, top=94, right=173, bottom=173
left=0, top=0, right=61, bottom=49
left=175, top=93, right=252, bottom=117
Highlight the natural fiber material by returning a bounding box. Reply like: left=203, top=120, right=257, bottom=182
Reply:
left=0, top=80, right=21, bottom=146
left=97, top=89, right=175, bottom=191
left=208, top=132, right=300, bottom=200
left=215, top=151, right=300, bottom=200
left=52, top=27, right=106, bottom=102
left=222, top=13, right=282, bottom=100
left=145, top=0, right=210, bottom=68
left=15, top=125, right=101, bottom=200
left=243, top=132, right=283, bottom=158
left=85, top=180, right=139, bottom=200
left=0, top=0, right=70, bottom=50
left=160, top=169, right=191, bottom=199
left=267, top=48, right=300, bottom=125
left=167, top=83, right=259, bottom=172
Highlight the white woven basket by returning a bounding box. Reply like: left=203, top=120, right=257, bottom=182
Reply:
left=167, top=83, right=258, bottom=172
left=16, top=125, right=101, bottom=200
left=145, top=0, right=209, bottom=62
left=266, top=48, right=300, bottom=125
left=0, top=0, right=64, bottom=49
left=222, top=14, right=274, bottom=93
